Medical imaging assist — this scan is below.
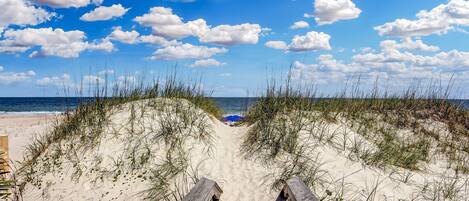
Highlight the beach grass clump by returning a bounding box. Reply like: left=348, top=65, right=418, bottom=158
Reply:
left=15, top=74, right=221, bottom=200
left=241, top=79, right=331, bottom=194
left=242, top=79, right=316, bottom=161
left=242, top=77, right=468, bottom=198
left=326, top=81, right=468, bottom=171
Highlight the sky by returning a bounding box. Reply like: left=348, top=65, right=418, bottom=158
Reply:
left=0, top=0, right=468, bottom=97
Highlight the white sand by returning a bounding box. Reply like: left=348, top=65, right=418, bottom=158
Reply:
left=17, top=100, right=278, bottom=201
left=0, top=114, right=58, bottom=162
left=5, top=102, right=469, bottom=201
left=195, top=122, right=277, bottom=200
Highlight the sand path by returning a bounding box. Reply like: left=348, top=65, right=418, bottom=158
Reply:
left=196, top=121, right=277, bottom=201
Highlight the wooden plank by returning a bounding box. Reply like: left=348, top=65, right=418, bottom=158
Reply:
left=182, top=177, right=223, bottom=201
left=276, top=176, right=319, bottom=201
left=0, top=135, right=8, bottom=173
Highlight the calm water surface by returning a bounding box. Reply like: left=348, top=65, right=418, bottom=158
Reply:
left=0, top=97, right=467, bottom=115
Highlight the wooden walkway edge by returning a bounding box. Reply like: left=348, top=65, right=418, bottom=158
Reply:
left=182, top=177, right=222, bottom=201
left=182, top=176, right=319, bottom=201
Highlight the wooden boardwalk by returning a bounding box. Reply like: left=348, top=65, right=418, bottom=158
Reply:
left=182, top=176, right=319, bottom=201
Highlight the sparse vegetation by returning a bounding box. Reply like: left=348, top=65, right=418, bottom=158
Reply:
left=242, top=76, right=469, bottom=199
left=15, top=74, right=221, bottom=200
left=10, top=71, right=469, bottom=200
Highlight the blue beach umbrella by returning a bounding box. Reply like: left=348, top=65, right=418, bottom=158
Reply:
left=223, top=115, right=244, bottom=122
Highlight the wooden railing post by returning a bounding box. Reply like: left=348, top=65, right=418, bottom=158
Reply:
left=0, top=134, right=11, bottom=199
left=276, top=176, right=319, bottom=201
left=0, top=134, right=8, bottom=171
left=182, top=177, right=223, bottom=201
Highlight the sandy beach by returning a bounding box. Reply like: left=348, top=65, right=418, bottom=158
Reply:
left=1, top=98, right=468, bottom=201
left=3, top=99, right=279, bottom=201
left=0, top=114, right=59, bottom=163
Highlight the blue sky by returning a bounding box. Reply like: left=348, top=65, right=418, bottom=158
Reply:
left=0, top=0, right=468, bottom=97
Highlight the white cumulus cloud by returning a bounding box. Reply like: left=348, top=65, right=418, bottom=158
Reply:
left=289, top=31, right=332, bottom=51
left=151, top=43, right=227, bottom=60
left=380, top=38, right=440, bottom=52
left=0, top=66, right=36, bottom=85
left=36, top=74, right=74, bottom=87
left=106, top=27, right=180, bottom=47
left=266, top=31, right=332, bottom=52
left=134, top=7, right=208, bottom=39
left=199, top=24, right=262, bottom=45
left=107, top=26, right=140, bottom=44
left=290, top=21, right=310, bottom=29
left=291, top=38, right=469, bottom=87
left=0, top=28, right=114, bottom=58
left=375, top=0, right=469, bottom=37
left=0, top=0, right=54, bottom=31
left=32, top=0, right=103, bottom=8
left=265, top=41, right=288, bottom=50
left=265, top=31, right=331, bottom=52
left=134, top=7, right=264, bottom=46
left=189, top=59, right=226, bottom=68
left=80, top=4, right=129, bottom=22
left=310, top=0, right=361, bottom=25
left=138, top=35, right=180, bottom=47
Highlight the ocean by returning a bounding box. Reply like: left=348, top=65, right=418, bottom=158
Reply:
left=0, top=97, right=468, bottom=115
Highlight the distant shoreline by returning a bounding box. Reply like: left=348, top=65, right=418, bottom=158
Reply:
left=0, top=97, right=468, bottom=115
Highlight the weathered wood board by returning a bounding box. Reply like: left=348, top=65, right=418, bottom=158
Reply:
left=182, top=177, right=223, bottom=201
left=276, top=176, right=319, bottom=201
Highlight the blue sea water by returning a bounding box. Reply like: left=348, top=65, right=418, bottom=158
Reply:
left=0, top=97, right=467, bottom=115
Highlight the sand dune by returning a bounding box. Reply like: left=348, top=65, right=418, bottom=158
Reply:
left=13, top=100, right=278, bottom=201
left=5, top=99, right=469, bottom=201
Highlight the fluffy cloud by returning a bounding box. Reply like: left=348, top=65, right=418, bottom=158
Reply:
left=291, top=39, right=469, bottom=86
left=87, top=39, right=114, bottom=52
left=151, top=43, right=227, bottom=60
left=80, top=4, right=129, bottom=22
left=189, top=59, right=226, bottom=68
left=310, top=0, right=361, bottom=25
left=36, top=73, right=137, bottom=89
left=0, top=28, right=114, bottom=58
left=289, top=31, right=332, bottom=51
left=266, top=31, right=331, bottom=52
left=106, top=27, right=180, bottom=46
left=0, top=66, right=36, bottom=85
left=32, top=0, right=103, bottom=8
left=199, top=24, right=262, bottom=45
left=138, top=35, right=180, bottom=47
left=134, top=7, right=264, bottom=45
left=107, top=27, right=140, bottom=44
left=290, top=21, right=310, bottom=29
left=380, top=38, right=440, bottom=52
left=291, top=60, right=348, bottom=84
left=0, top=0, right=54, bottom=31
left=36, top=74, right=74, bottom=87
left=134, top=7, right=208, bottom=39
left=375, top=0, right=469, bottom=37
left=265, top=41, right=288, bottom=50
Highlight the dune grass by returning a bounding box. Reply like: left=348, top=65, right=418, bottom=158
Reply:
left=242, top=77, right=468, bottom=198
left=15, top=74, right=221, bottom=200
